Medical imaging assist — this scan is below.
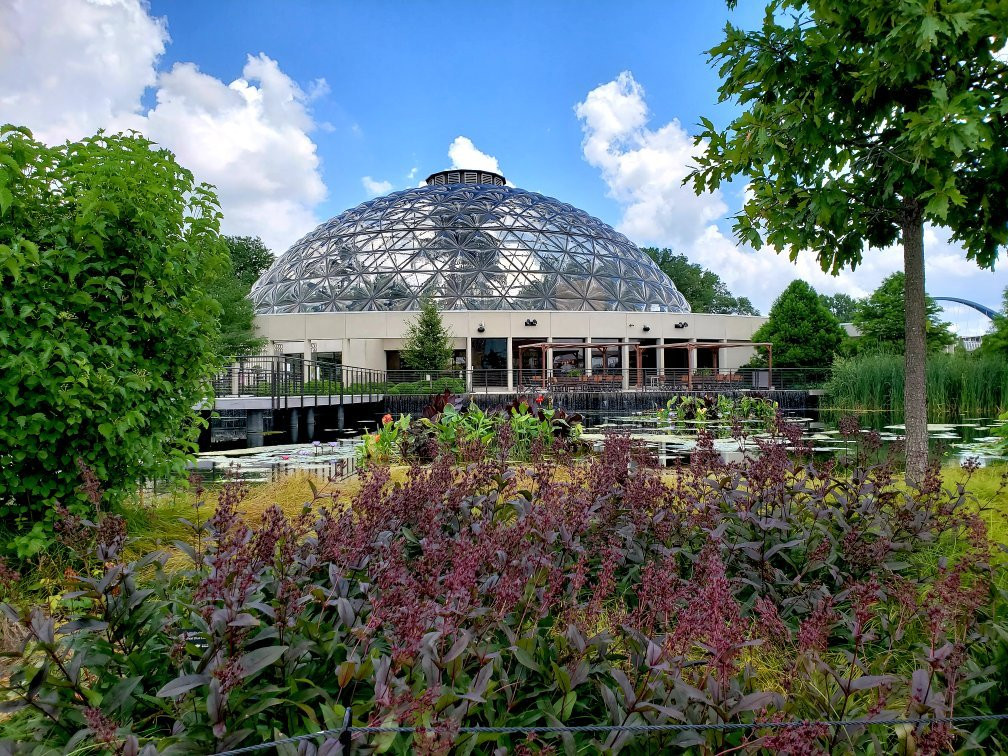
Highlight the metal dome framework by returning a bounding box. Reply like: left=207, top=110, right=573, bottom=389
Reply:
left=251, top=178, right=691, bottom=314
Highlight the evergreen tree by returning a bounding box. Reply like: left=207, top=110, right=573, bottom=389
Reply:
left=400, top=299, right=454, bottom=374
left=750, top=281, right=846, bottom=367
left=853, top=272, right=954, bottom=354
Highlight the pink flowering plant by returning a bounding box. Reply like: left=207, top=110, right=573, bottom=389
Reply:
left=1, top=418, right=1006, bottom=754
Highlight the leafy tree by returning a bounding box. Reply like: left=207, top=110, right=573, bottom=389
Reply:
left=0, top=126, right=226, bottom=549
left=853, top=272, right=954, bottom=354
left=818, top=292, right=861, bottom=323
left=224, top=235, right=273, bottom=289
left=978, top=286, right=1008, bottom=359
left=206, top=260, right=263, bottom=359
left=688, top=1, right=1008, bottom=481
left=205, top=236, right=273, bottom=359
left=400, top=299, right=454, bottom=374
left=750, top=280, right=846, bottom=367
left=644, top=247, right=759, bottom=314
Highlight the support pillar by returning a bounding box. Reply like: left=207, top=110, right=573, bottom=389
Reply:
left=306, top=407, right=316, bottom=440
left=622, top=338, right=631, bottom=391
left=247, top=410, right=264, bottom=448
left=546, top=336, right=553, bottom=385
left=465, top=335, right=473, bottom=392
left=337, top=404, right=345, bottom=431
left=289, top=410, right=299, bottom=444
left=506, top=336, right=514, bottom=391
left=656, top=342, right=665, bottom=378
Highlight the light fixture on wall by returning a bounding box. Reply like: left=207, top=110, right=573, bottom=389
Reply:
left=642, top=325, right=651, bottom=332
left=524, top=318, right=538, bottom=327
left=674, top=321, right=689, bottom=329
left=477, top=323, right=485, bottom=333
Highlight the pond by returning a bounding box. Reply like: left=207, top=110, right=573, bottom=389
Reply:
left=191, top=438, right=360, bottom=482
left=191, top=409, right=1005, bottom=482
left=578, top=410, right=1007, bottom=467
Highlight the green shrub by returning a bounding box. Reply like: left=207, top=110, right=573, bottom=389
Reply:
left=300, top=379, right=342, bottom=395
left=0, top=126, right=226, bottom=550
left=385, top=377, right=465, bottom=395
left=2, top=433, right=1005, bottom=752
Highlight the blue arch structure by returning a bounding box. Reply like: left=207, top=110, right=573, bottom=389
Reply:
left=933, top=297, right=998, bottom=320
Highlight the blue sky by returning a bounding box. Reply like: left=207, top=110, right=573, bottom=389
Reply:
left=147, top=1, right=759, bottom=223
left=1, top=0, right=1003, bottom=323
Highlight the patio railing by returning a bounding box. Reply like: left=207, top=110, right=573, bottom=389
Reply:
left=212, top=357, right=833, bottom=406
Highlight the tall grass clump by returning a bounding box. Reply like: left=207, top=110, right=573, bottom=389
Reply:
left=825, top=352, right=1008, bottom=419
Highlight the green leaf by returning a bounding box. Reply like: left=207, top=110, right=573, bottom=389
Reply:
left=101, top=675, right=143, bottom=712
left=511, top=645, right=540, bottom=672
left=238, top=644, right=289, bottom=680
left=156, top=673, right=210, bottom=698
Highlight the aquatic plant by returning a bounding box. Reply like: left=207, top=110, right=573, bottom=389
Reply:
left=654, top=394, right=778, bottom=432
left=359, top=392, right=584, bottom=466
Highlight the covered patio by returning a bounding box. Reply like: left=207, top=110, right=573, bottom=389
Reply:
left=516, top=340, right=773, bottom=391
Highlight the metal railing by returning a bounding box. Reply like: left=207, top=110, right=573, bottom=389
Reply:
left=513, top=367, right=832, bottom=393
left=211, top=356, right=388, bottom=410
left=218, top=712, right=1008, bottom=755
left=213, top=358, right=834, bottom=406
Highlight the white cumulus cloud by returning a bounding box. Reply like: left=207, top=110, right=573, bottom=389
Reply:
left=361, top=176, right=393, bottom=196
left=0, top=0, right=327, bottom=254
left=448, top=136, right=500, bottom=173
left=574, top=71, right=1002, bottom=313
left=0, top=0, right=168, bottom=143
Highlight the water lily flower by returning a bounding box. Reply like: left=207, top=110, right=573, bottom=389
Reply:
left=535, top=395, right=544, bottom=404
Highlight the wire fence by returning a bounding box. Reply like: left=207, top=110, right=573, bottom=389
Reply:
left=217, top=711, right=1008, bottom=755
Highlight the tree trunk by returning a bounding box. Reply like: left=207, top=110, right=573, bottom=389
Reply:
left=902, top=209, right=928, bottom=485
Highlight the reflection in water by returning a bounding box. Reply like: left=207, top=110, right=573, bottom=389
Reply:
left=578, top=411, right=1007, bottom=467
left=192, top=440, right=362, bottom=483
left=188, top=413, right=1005, bottom=482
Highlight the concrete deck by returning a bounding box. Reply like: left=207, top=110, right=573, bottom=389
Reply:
left=206, top=394, right=384, bottom=411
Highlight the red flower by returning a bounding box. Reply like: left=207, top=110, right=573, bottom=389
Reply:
left=535, top=395, right=544, bottom=404
left=382, top=413, right=394, bottom=425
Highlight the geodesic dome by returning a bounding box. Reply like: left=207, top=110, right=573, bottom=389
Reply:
left=250, top=170, right=690, bottom=314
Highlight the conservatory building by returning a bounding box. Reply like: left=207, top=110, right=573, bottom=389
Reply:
left=250, top=169, right=766, bottom=390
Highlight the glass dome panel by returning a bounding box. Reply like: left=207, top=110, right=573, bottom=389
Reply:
left=251, top=181, right=690, bottom=313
